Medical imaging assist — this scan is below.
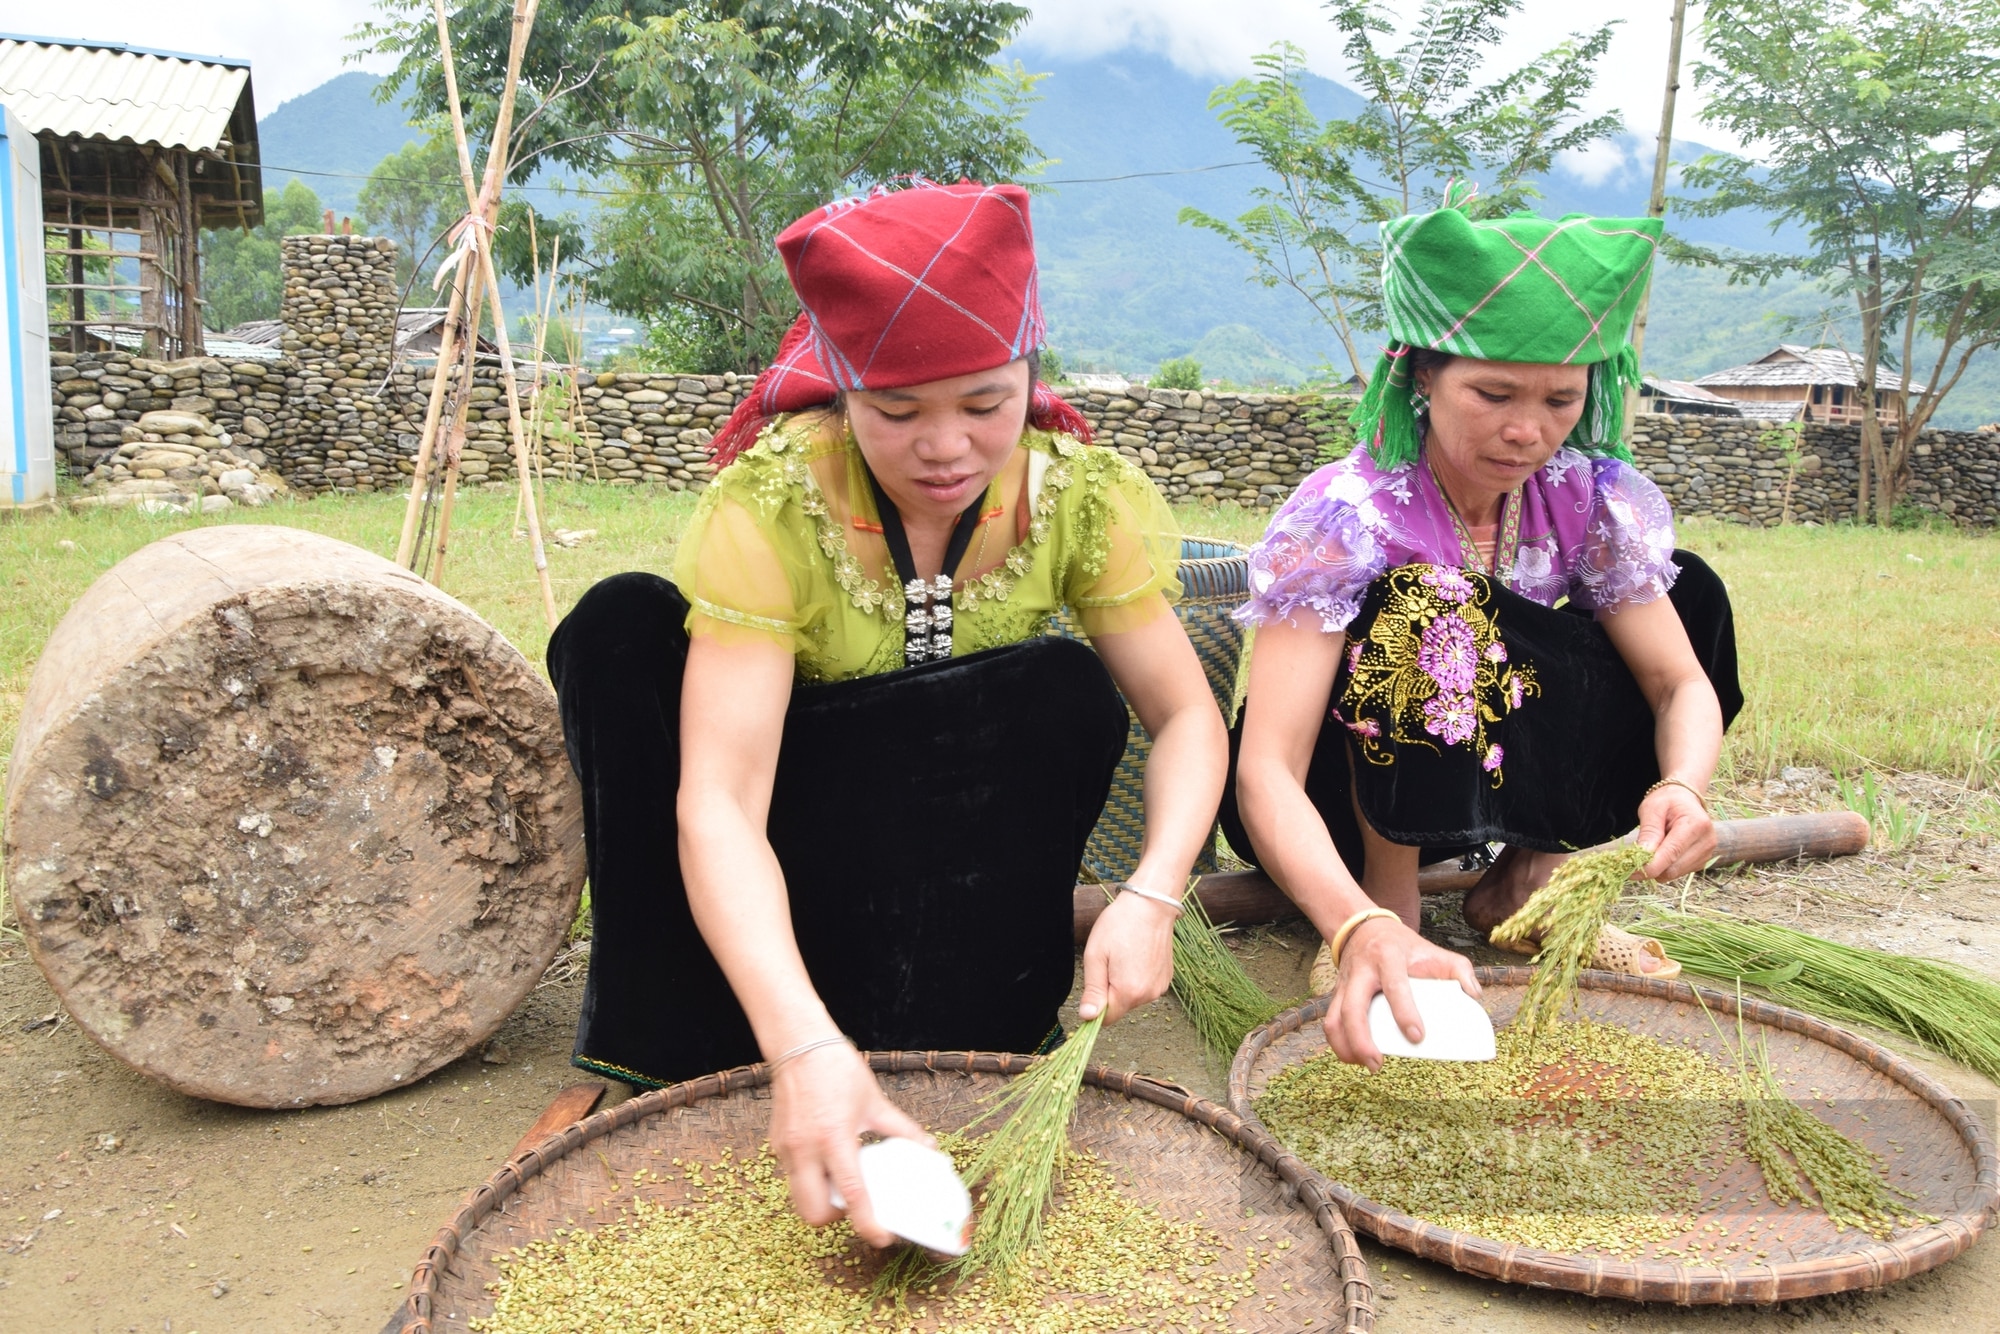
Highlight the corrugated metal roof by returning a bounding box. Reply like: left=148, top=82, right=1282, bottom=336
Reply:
left=1641, top=375, right=1737, bottom=405
left=0, top=36, right=251, bottom=152
left=1693, top=344, right=1919, bottom=393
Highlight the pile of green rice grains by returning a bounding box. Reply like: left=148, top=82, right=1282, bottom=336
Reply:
left=1256, top=845, right=1933, bottom=1260
left=469, top=1139, right=1284, bottom=1334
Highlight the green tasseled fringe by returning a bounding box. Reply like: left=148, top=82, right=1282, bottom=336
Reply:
left=1349, top=344, right=1421, bottom=469
left=1567, top=342, right=1640, bottom=463
left=1350, top=340, right=1641, bottom=469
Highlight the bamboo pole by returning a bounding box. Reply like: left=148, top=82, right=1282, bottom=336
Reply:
left=1622, top=0, right=1690, bottom=438
left=418, top=0, right=559, bottom=626
left=394, top=269, right=470, bottom=568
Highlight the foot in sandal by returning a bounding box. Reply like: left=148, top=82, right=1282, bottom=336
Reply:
left=1462, top=845, right=1676, bottom=975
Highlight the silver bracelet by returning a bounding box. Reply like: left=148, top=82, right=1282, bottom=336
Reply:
left=768, top=1034, right=852, bottom=1071
left=1117, top=882, right=1185, bottom=918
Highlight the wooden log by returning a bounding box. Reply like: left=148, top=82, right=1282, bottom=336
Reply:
left=509, top=1082, right=606, bottom=1158
left=1071, top=812, right=1877, bottom=942
left=4, top=527, right=584, bottom=1109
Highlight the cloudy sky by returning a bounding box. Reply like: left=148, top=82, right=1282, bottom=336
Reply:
left=0, top=0, right=1730, bottom=164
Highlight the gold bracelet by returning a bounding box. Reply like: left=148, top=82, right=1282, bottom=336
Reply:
left=1328, top=907, right=1403, bottom=969
left=1644, top=776, right=1710, bottom=814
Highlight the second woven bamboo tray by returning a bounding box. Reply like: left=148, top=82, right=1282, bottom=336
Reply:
left=1228, top=967, right=1998, bottom=1304
left=393, top=1050, right=1375, bottom=1332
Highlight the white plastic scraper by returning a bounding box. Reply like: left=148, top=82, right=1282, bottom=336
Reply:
left=827, top=1137, right=974, bottom=1255
left=1366, top=977, right=1497, bottom=1062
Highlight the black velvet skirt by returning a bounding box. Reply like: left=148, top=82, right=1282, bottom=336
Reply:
left=546, top=573, right=1129, bottom=1088
left=1219, top=550, right=1743, bottom=874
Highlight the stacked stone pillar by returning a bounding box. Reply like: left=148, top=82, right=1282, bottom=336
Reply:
left=278, top=236, right=403, bottom=493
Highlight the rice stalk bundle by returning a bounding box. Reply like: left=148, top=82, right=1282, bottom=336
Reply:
left=1170, top=887, right=1284, bottom=1059
left=1631, top=909, right=2000, bottom=1084
left=1491, top=843, right=1653, bottom=1039
left=1713, top=1008, right=1934, bottom=1239
left=952, top=1016, right=1104, bottom=1284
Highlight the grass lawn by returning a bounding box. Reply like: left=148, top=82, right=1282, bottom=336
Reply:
left=0, top=488, right=1992, bottom=792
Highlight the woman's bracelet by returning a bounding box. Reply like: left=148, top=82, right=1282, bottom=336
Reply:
left=1329, top=907, right=1403, bottom=969
left=1644, top=776, right=1711, bottom=815
left=1117, top=882, right=1185, bottom=918
left=768, top=1034, right=853, bottom=1071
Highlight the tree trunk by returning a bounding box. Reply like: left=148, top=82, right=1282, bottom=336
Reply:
left=3, top=526, right=583, bottom=1108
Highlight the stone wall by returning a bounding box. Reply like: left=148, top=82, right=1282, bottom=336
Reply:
left=43, top=232, right=2000, bottom=525
left=1631, top=415, right=2000, bottom=527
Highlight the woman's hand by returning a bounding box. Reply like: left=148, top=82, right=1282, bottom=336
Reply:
left=1636, top=782, right=1716, bottom=881
left=769, top=1041, right=934, bottom=1248
left=1078, top=888, right=1177, bottom=1023
left=1323, top=916, right=1480, bottom=1073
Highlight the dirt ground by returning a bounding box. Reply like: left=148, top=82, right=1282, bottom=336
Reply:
left=2, top=773, right=1997, bottom=1333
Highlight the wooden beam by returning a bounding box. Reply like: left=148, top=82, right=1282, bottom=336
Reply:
left=1069, top=812, right=1875, bottom=943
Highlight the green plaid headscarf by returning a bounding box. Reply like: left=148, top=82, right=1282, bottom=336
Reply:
left=1351, top=186, right=1663, bottom=467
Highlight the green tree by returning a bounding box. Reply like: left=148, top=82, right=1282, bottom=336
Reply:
left=1677, top=0, right=2000, bottom=521
left=201, top=180, right=326, bottom=331
left=360, top=1, right=1043, bottom=371
left=1181, top=1, right=1621, bottom=381
left=359, top=135, right=468, bottom=290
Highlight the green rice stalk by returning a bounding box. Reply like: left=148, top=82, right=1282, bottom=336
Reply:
left=1714, top=1004, right=1934, bottom=1238
left=951, top=1015, right=1104, bottom=1286
left=1632, top=908, right=2000, bottom=1084
left=1491, top=844, right=1653, bottom=1039
left=1170, top=886, right=1283, bottom=1059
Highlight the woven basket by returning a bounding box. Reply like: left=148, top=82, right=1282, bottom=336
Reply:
left=1059, top=537, right=1250, bottom=881
left=393, top=1051, right=1374, bottom=1333
left=1228, top=967, right=1999, bottom=1304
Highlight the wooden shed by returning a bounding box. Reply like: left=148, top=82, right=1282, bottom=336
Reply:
left=0, top=34, right=262, bottom=359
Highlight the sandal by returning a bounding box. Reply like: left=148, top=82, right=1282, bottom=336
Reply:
left=1309, top=941, right=1337, bottom=996
left=1591, top=924, right=1682, bottom=981
left=1488, top=921, right=1681, bottom=980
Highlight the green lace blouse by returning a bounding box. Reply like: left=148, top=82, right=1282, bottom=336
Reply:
left=674, top=413, right=1184, bottom=682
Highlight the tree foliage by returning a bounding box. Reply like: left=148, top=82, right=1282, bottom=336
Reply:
left=359, top=135, right=468, bottom=291
left=201, top=180, right=327, bottom=331
left=1181, top=1, right=1621, bottom=381
left=359, top=1, right=1043, bottom=372
left=1677, top=0, right=2000, bottom=521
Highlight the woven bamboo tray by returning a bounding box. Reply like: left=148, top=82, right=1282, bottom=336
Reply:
left=1228, top=967, right=1999, bottom=1304
left=393, top=1050, right=1375, bottom=1332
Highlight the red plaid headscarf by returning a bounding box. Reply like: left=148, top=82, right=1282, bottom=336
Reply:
left=709, top=180, right=1092, bottom=466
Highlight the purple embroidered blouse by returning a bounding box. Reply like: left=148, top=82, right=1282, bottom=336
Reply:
left=1237, top=444, right=1680, bottom=633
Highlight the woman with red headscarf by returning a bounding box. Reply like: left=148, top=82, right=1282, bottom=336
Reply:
left=546, top=181, right=1227, bottom=1245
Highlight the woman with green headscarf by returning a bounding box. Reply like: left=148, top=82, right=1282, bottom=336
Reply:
left=1219, top=192, right=1743, bottom=1069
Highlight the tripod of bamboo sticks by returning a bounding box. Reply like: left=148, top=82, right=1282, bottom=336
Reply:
left=394, top=0, right=559, bottom=630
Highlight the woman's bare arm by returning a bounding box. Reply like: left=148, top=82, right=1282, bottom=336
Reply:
left=678, top=633, right=927, bottom=1245
left=1085, top=611, right=1229, bottom=1023
left=1598, top=596, right=1724, bottom=879
left=1234, top=620, right=1478, bottom=1069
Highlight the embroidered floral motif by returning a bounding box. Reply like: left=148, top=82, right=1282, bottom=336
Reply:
left=1417, top=612, right=1478, bottom=694
left=1422, top=692, right=1478, bottom=745
left=1419, top=566, right=1475, bottom=604
left=1338, top=563, right=1539, bottom=786
left=958, top=447, right=1073, bottom=608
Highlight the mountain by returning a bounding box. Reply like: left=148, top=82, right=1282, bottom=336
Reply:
left=245, top=61, right=1998, bottom=426
left=257, top=71, right=423, bottom=218
left=1014, top=49, right=1995, bottom=426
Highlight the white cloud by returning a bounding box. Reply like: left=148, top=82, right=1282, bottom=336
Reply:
left=1020, top=0, right=1744, bottom=155
left=1556, top=137, right=1637, bottom=188
left=1016, top=0, right=1347, bottom=80
left=0, top=0, right=396, bottom=111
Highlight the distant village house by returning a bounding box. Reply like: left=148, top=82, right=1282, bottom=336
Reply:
left=1691, top=344, right=1922, bottom=426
